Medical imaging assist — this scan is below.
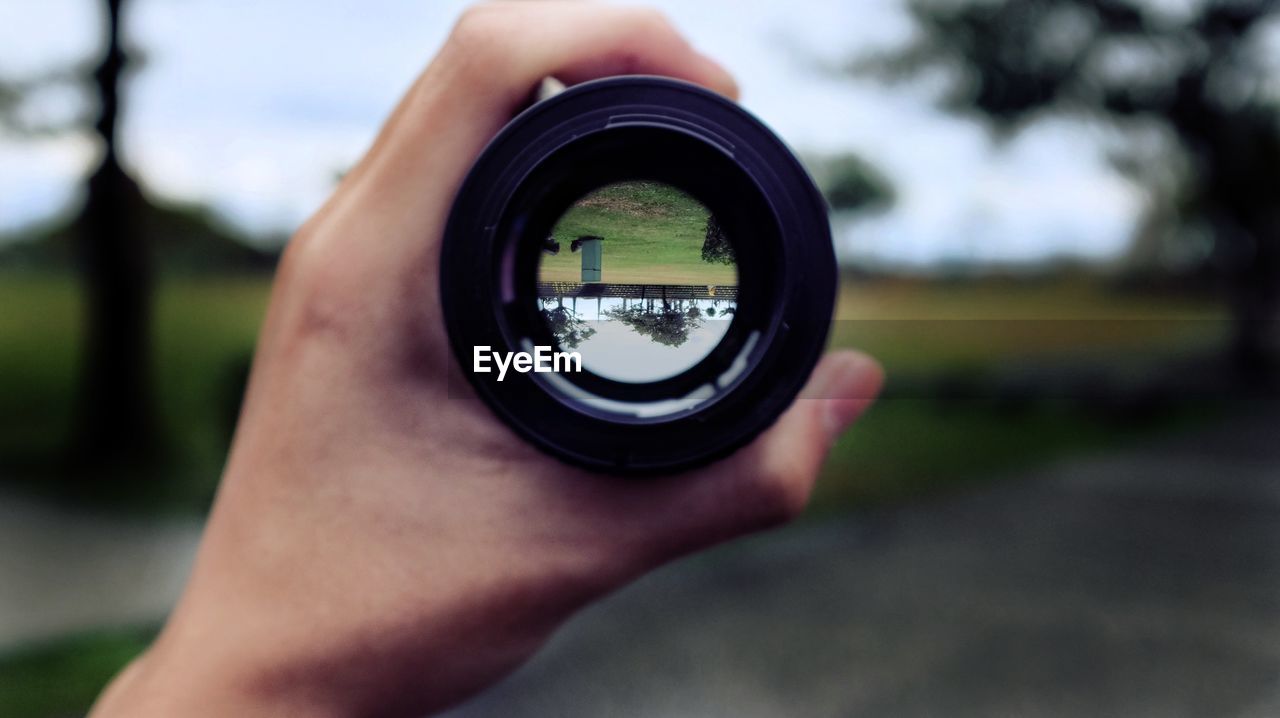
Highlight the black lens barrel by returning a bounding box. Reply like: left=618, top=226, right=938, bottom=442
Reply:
left=440, top=76, right=835, bottom=474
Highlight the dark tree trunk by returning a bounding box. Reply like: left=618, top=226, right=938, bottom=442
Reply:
left=1226, top=244, right=1280, bottom=383
left=73, top=0, right=153, bottom=466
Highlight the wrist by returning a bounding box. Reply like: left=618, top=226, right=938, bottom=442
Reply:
left=90, top=615, right=352, bottom=718
left=91, top=512, right=632, bottom=718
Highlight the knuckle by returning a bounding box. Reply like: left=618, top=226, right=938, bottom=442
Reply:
left=443, top=3, right=518, bottom=84
left=449, top=4, right=506, bottom=55
left=275, top=230, right=359, bottom=346
left=611, top=9, right=681, bottom=75
left=631, top=6, right=675, bottom=35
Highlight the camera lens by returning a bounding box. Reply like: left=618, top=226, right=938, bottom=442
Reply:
left=441, top=76, right=835, bottom=474
left=536, top=181, right=738, bottom=383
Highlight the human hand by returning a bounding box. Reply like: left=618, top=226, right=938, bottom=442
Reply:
left=90, top=3, right=883, bottom=716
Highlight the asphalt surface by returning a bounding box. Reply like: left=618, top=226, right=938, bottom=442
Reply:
left=0, top=497, right=200, bottom=649
left=446, top=406, right=1280, bottom=718
left=2, top=406, right=1277, bottom=717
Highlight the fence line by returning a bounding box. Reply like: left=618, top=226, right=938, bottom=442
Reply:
left=536, top=282, right=738, bottom=300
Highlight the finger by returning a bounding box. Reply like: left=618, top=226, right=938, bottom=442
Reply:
left=298, top=2, right=739, bottom=298
left=610, top=350, right=881, bottom=569
left=358, top=2, right=738, bottom=208
left=435, top=2, right=739, bottom=115
left=709, top=351, right=884, bottom=528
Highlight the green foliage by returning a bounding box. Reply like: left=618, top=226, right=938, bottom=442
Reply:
left=541, top=304, right=597, bottom=349
left=0, top=274, right=269, bottom=513
left=860, top=0, right=1280, bottom=131
left=604, top=303, right=702, bottom=348
left=821, top=154, right=895, bottom=212
left=858, top=0, right=1280, bottom=254
left=700, top=215, right=735, bottom=265
left=0, top=199, right=280, bottom=274
left=858, top=0, right=1280, bottom=368
left=0, top=626, right=155, bottom=718
left=0, top=69, right=85, bottom=137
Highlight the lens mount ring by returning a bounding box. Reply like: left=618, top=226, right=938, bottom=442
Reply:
left=441, top=76, right=835, bottom=474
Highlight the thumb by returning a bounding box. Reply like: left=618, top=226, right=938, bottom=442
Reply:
left=806, top=350, right=886, bottom=443
left=701, top=350, right=884, bottom=528
left=761, top=350, right=885, bottom=481
left=610, top=351, right=884, bottom=568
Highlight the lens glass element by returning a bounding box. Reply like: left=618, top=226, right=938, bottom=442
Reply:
left=536, top=181, right=739, bottom=383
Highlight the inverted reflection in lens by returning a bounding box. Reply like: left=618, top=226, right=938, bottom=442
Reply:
left=537, top=181, right=738, bottom=383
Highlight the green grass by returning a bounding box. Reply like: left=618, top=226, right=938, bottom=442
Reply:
left=538, top=181, right=737, bottom=285
left=831, top=277, right=1228, bottom=373
left=0, top=626, right=155, bottom=718
left=0, top=276, right=82, bottom=466
left=0, top=271, right=1230, bottom=518
left=811, top=397, right=1217, bottom=513
left=808, top=276, right=1230, bottom=510
left=0, top=273, right=269, bottom=513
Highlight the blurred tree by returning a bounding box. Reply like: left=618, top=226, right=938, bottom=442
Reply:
left=605, top=304, right=701, bottom=347
left=0, top=0, right=154, bottom=468
left=823, top=153, right=896, bottom=213
left=541, top=303, right=597, bottom=350
left=701, top=215, right=735, bottom=265
left=77, top=0, right=154, bottom=466
left=860, top=0, right=1280, bottom=376
left=698, top=155, right=892, bottom=269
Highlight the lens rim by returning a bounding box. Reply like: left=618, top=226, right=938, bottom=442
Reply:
left=440, top=76, right=835, bottom=474
left=507, top=131, right=776, bottom=406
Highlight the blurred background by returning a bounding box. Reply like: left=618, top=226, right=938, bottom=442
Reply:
left=1, top=0, right=1277, bottom=716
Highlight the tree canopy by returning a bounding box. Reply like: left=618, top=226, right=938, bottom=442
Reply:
left=861, top=0, right=1280, bottom=369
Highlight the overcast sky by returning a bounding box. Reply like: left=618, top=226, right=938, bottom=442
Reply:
left=0, top=0, right=1145, bottom=268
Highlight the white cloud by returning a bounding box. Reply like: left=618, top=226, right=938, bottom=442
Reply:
left=1, top=0, right=1142, bottom=266
left=0, top=0, right=99, bottom=75
left=0, top=134, right=96, bottom=233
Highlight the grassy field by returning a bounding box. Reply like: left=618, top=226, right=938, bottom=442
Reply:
left=0, top=627, right=155, bottom=718
left=0, top=274, right=269, bottom=512
left=0, top=271, right=1229, bottom=513
left=832, top=277, right=1227, bottom=372
left=538, top=181, right=738, bottom=286
left=0, top=271, right=1235, bottom=718
left=810, top=277, right=1230, bottom=509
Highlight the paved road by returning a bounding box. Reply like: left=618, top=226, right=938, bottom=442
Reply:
left=446, top=406, right=1280, bottom=718
left=0, top=498, right=200, bottom=649
left=2, top=406, right=1276, bottom=717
